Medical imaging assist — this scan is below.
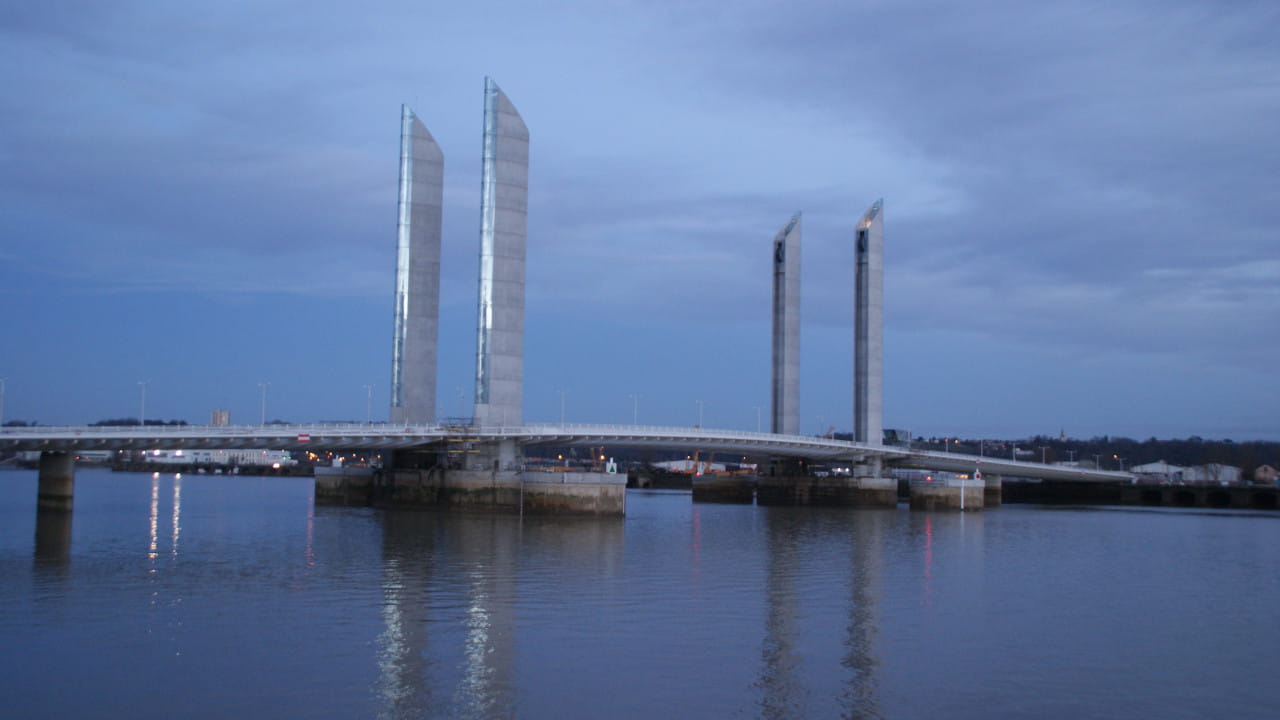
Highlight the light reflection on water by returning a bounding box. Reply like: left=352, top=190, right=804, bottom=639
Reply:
left=1, top=470, right=1279, bottom=719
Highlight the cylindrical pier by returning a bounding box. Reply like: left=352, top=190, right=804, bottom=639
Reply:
left=34, top=509, right=73, bottom=566
left=37, top=451, right=75, bottom=512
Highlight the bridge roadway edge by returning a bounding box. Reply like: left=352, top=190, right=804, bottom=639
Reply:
left=4, top=424, right=1142, bottom=517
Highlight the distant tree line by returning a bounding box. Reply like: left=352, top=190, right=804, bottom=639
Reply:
left=89, top=418, right=190, bottom=427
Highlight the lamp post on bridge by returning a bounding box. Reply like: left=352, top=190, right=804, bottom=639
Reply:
left=558, top=389, right=567, bottom=426
left=695, top=400, right=703, bottom=429
left=753, top=406, right=761, bottom=433
left=628, top=393, right=640, bottom=426
left=1, top=377, right=7, bottom=427
left=258, top=382, right=270, bottom=426
left=138, top=380, right=149, bottom=426
left=363, top=384, right=373, bottom=424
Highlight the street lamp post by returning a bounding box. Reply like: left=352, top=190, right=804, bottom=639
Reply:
left=259, top=382, right=270, bottom=426
left=363, top=384, right=373, bottom=424
left=558, top=390, right=567, bottom=426
left=628, top=393, right=640, bottom=426
left=753, top=406, right=762, bottom=433
left=138, top=380, right=149, bottom=426
left=695, top=400, right=703, bottom=428
left=0, top=377, right=7, bottom=427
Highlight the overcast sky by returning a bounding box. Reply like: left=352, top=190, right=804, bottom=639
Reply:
left=2, top=0, right=1276, bottom=440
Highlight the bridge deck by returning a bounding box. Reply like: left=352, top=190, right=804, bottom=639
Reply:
left=1, top=423, right=1132, bottom=482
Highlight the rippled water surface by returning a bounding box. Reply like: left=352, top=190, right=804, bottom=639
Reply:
left=2, top=468, right=1278, bottom=719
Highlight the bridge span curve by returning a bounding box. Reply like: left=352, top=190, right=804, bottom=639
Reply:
left=2, top=423, right=1132, bottom=482
left=0, top=423, right=883, bottom=461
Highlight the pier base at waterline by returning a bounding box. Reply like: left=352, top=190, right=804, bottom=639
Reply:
left=692, top=475, right=756, bottom=504
left=756, top=475, right=897, bottom=508
left=909, top=478, right=985, bottom=512
left=37, top=451, right=75, bottom=512
left=315, top=465, right=626, bottom=516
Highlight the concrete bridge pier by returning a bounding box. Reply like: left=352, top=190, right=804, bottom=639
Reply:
left=757, top=457, right=896, bottom=508
left=985, top=473, right=1003, bottom=507
left=37, top=451, right=75, bottom=512
left=757, top=475, right=897, bottom=507
left=692, top=475, right=756, bottom=504
left=909, top=477, right=984, bottom=512
left=34, top=508, right=73, bottom=566
left=473, top=439, right=519, bottom=472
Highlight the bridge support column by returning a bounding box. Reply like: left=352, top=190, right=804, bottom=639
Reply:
left=985, top=473, right=1003, bottom=507
left=909, top=478, right=984, bottom=512
left=37, top=451, right=75, bottom=512
left=34, top=508, right=73, bottom=566
left=757, top=474, right=896, bottom=507
left=314, top=466, right=376, bottom=506
left=692, top=475, right=756, bottom=504
left=520, top=472, right=626, bottom=515
left=473, top=439, right=519, bottom=472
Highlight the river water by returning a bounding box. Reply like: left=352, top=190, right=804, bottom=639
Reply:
left=1, top=468, right=1276, bottom=719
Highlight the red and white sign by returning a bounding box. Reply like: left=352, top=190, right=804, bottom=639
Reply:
left=297, top=433, right=311, bottom=443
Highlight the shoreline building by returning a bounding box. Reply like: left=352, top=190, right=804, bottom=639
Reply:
left=854, top=200, right=884, bottom=448
left=771, top=213, right=801, bottom=436
left=389, top=105, right=444, bottom=425
left=472, top=77, right=530, bottom=429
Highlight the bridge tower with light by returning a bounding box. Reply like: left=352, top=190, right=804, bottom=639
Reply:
left=389, top=105, right=444, bottom=426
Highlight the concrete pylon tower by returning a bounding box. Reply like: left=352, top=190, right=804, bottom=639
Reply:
left=389, top=105, right=443, bottom=425
left=771, top=213, right=801, bottom=436
left=854, top=200, right=884, bottom=446
left=473, top=78, right=529, bottom=428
